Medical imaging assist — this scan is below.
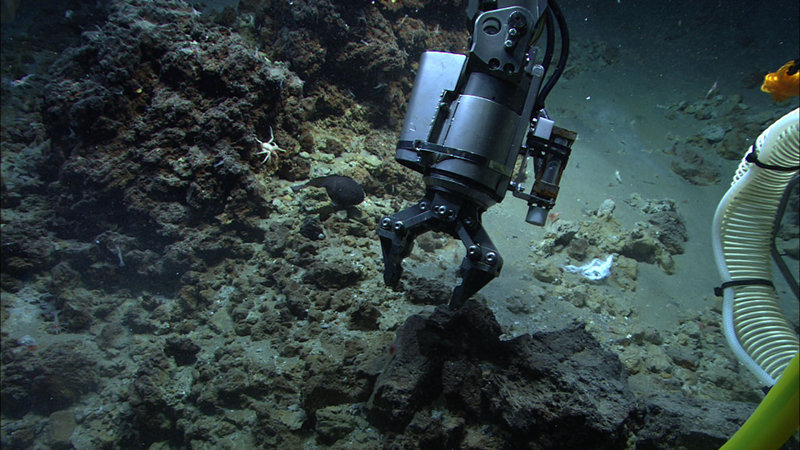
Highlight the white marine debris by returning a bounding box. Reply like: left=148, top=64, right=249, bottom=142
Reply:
left=562, top=254, right=614, bottom=280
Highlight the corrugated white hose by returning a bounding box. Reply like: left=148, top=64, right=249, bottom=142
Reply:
left=712, top=108, right=799, bottom=386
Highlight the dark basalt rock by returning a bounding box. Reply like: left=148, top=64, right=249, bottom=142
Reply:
left=302, top=259, right=364, bottom=290
left=164, top=336, right=201, bottom=366
left=367, top=300, right=753, bottom=448
left=1, top=340, right=99, bottom=418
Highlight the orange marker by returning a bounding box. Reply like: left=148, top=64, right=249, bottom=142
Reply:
left=761, top=59, right=799, bottom=103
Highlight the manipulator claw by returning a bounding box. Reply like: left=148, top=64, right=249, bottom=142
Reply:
left=377, top=199, right=434, bottom=288
left=377, top=192, right=504, bottom=307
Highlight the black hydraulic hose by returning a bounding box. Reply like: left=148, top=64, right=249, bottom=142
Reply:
left=535, top=0, right=569, bottom=111
left=771, top=174, right=799, bottom=299
left=539, top=9, right=555, bottom=84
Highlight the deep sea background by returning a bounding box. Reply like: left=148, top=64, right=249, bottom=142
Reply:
left=1, top=0, right=798, bottom=448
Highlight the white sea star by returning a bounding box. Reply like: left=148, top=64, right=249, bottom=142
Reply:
left=254, top=126, right=285, bottom=164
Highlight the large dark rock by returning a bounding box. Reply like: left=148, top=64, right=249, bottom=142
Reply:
left=164, top=336, right=201, bottom=366
left=642, top=199, right=688, bottom=255
left=301, top=354, right=373, bottom=413
left=129, top=349, right=186, bottom=445
left=1, top=340, right=98, bottom=417
left=632, top=392, right=756, bottom=449
left=367, top=300, right=755, bottom=448
left=302, top=259, right=364, bottom=289
left=367, top=313, right=440, bottom=431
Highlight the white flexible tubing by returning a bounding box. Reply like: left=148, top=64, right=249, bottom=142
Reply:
left=711, top=108, right=799, bottom=386
left=713, top=179, right=775, bottom=385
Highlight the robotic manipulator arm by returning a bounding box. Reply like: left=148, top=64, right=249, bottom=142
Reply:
left=377, top=0, right=577, bottom=308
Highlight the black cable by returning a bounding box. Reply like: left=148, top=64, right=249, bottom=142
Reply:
left=771, top=174, right=799, bottom=299
left=539, top=8, right=555, bottom=85
left=535, top=0, right=569, bottom=111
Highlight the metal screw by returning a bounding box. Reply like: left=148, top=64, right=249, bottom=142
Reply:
left=380, top=217, right=392, bottom=229
left=393, top=221, right=405, bottom=232
left=436, top=205, right=447, bottom=215
left=467, top=245, right=480, bottom=260
left=486, top=252, right=498, bottom=264
left=419, top=202, right=428, bottom=211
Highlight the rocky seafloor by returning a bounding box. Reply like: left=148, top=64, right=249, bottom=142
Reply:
left=1, top=0, right=798, bottom=448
